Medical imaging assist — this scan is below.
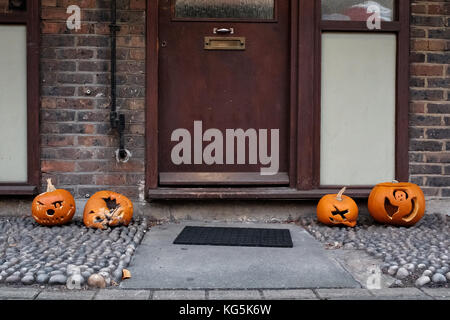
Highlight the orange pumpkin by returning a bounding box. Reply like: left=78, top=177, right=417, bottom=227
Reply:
left=317, top=187, right=359, bottom=227
left=368, top=181, right=425, bottom=226
left=83, top=191, right=133, bottom=229
left=31, top=179, right=76, bottom=226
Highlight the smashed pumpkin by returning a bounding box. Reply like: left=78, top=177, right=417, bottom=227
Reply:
left=317, top=187, right=359, bottom=227
left=83, top=191, right=133, bottom=229
left=31, top=179, right=76, bottom=226
left=368, top=181, right=425, bottom=226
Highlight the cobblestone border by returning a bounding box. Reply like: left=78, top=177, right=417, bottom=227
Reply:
left=0, top=287, right=448, bottom=300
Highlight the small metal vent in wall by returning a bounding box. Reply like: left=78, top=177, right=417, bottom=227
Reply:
left=9, top=0, right=26, bottom=11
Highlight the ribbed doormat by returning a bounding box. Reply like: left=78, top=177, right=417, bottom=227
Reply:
left=173, top=226, right=293, bottom=248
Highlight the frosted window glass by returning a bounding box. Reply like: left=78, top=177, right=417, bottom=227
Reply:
left=175, top=0, right=274, bottom=19
left=0, top=25, right=27, bottom=183
left=322, top=0, right=394, bottom=21
left=320, top=33, right=396, bottom=186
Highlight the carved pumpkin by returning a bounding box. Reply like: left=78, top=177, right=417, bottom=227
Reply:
left=368, top=181, right=425, bottom=226
left=31, top=179, right=76, bottom=226
left=83, top=191, right=133, bottom=229
left=317, top=187, right=359, bottom=227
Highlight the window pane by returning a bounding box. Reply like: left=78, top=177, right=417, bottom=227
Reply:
left=1, top=0, right=27, bottom=13
left=0, top=25, right=28, bottom=183
left=322, top=0, right=394, bottom=21
left=174, top=0, right=275, bottom=20
left=320, top=33, right=396, bottom=186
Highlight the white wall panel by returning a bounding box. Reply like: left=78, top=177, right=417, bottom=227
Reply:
left=321, top=32, right=396, bottom=186
left=0, top=25, right=27, bottom=182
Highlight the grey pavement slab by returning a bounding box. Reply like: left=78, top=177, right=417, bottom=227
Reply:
left=37, top=290, right=96, bottom=300
left=369, top=288, right=428, bottom=299
left=0, top=288, right=40, bottom=300
left=262, top=289, right=317, bottom=300
left=120, top=222, right=359, bottom=290
left=208, top=290, right=262, bottom=300
left=326, top=250, right=396, bottom=289
left=316, top=288, right=374, bottom=300
left=421, top=288, right=450, bottom=298
left=95, top=289, right=151, bottom=300
left=153, top=290, right=206, bottom=300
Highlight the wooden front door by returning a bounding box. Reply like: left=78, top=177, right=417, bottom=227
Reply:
left=158, top=0, right=291, bottom=186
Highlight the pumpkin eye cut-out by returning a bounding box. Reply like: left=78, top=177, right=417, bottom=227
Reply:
left=331, top=206, right=349, bottom=219
left=394, top=190, right=407, bottom=201
left=53, top=200, right=64, bottom=208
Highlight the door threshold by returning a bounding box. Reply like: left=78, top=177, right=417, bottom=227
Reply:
left=147, top=187, right=371, bottom=200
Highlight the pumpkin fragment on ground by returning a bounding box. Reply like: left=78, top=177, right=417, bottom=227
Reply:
left=83, top=191, right=133, bottom=229
left=122, top=269, right=131, bottom=280
left=31, top=179, right=76, bottom=226
left=316, top=187, right=359, bottom=227
left=368, top=181, right=425, bottom=226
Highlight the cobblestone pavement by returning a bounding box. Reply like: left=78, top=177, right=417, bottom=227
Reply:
left=298, top=214, right=450, bottom=288
left=0, top=286, right=448, bottom=300
left=0, top=217, right=148, bottom=287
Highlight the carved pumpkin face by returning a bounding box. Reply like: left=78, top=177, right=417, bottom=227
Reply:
left=31, top=179, right=76, bottom=226
left=317, top=187, right=359, bottom=227
left=83, top=191, right=133, bottom=229
left=368, top=181, right=425, bottom=226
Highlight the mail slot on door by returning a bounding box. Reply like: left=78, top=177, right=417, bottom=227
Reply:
left=204, top=37, right=246, bottom=50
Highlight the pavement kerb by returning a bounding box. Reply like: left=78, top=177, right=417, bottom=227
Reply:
left=0, top=286, right=449, bottom=300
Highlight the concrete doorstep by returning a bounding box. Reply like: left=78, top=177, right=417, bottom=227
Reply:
left=120, top=222, right=359, bottom=290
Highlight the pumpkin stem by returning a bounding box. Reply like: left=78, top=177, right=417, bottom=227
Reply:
left=336, top=187, right=346, bottom=201
left=46, top=179, right=57, bottom=192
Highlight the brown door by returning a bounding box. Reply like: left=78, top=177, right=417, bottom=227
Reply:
left=158, top=0, right=291, bottom=186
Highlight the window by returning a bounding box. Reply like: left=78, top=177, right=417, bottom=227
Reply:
left=0, top=2, right=40, bottom=195
left=0, top=25, right=28, bottom=183
left=320, top=33, right=397, bottom=186
left=322, top=0, right=395, bottom=21
left=317, top=0, right=410, bottom=189
left=173, top=0, right=275, bottom=20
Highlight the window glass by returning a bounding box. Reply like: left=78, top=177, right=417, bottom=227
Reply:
left=320, top=33, right=396, bottom=186
left=0, top=25, right=28, bottom=183
left=322, top=0, right=394, bottom=21
left=1, top=0, right=27, bottom=13
left=174, top=0, right=275, bottom=20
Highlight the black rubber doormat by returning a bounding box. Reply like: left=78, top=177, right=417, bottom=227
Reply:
left=173, top=226, right=293, bottom=248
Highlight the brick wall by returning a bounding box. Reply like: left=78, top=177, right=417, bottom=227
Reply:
left=410, top=0, right=450, bottom=199
left=40, top=0, right=146, bottom=200
left=0, top=0, right=435, bottom=201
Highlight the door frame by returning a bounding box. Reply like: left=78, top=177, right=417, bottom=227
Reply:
left=146, top=0, right=410, bottom=200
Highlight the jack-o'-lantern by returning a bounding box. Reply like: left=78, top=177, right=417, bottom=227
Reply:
left=317, top=187, right=359, bottom=227
left=31, top=179, right=76, bottom=226
left=83, top=191, right=133, bottom=229
left=368, top=181, right=425, bottom=226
